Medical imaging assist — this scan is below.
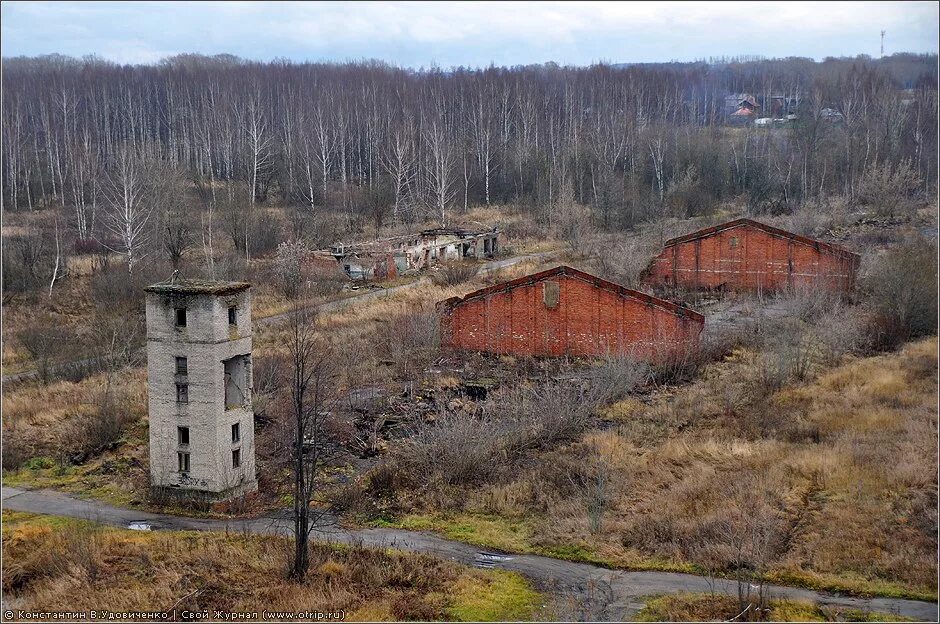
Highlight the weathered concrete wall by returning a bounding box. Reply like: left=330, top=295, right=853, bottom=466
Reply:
left=644, top=220, right=860, bottom=293
left=146, top=287, right=256, bottom=498
left=440, top=266, right=704, bottom=361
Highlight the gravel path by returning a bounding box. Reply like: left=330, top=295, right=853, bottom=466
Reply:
left=3, top=486, right=935, bottom=621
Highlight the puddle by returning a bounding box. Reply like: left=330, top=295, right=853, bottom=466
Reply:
left=476, top=552, right=514, bottom=562
left=474, top=552, right=513, bottom=568
left=128, top=522, right=152, bottom=531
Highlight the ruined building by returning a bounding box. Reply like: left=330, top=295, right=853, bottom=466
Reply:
left=642, top=218, right=860, bottom=293
left=145, top=279, right=256, bottom=499
left=439, top=265, right=704, bottom=361
left=326, top=226, right=499, bottom=281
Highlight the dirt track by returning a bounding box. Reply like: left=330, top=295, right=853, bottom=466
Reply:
left=3, top=486, right=936, bottom=621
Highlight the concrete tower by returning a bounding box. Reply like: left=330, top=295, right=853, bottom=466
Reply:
left=144, top=279, right=257, bottom=499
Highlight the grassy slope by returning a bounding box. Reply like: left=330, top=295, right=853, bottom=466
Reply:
left=375, top=339, right=939, bottom=601
left=1, top=510, right=541, bottom=622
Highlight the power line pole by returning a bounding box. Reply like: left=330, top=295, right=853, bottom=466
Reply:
left=881, top=30, right=886, bottom=58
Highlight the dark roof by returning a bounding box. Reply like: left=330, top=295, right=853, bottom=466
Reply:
left=662, top=218, right=860, bottom=262
left=144, top=279, right=250, bottom=296
left=439, top=265, right=704, bottom=323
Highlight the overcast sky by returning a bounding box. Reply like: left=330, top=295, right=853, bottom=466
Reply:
left=1, top=1, right=937, bottom=67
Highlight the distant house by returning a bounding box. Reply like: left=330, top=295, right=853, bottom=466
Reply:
left=726, top=93, right=798, bottom=124
left=725, top=93, right=757, bottom=117
left=728, top=94, right=760, bottom=124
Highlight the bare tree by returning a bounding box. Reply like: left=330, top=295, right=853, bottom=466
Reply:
left=424, top=121, right=457, bottom=226
left=382, top=120, right=416, bottom=222
left=284, top=302, right=338, bottom=581
left=100, top=145, right=154, bottom=274
left=242, top=89, right=273, bottom=261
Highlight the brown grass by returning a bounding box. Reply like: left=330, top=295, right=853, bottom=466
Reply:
left=374, top=338, right=938, bottom=599
left=0, top=510, right=540, bottom=621
left=2, top=368, right=147, bottom=463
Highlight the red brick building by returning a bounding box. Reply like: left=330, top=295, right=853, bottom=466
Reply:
left=642, top=219, right=860, bottom=293
left=438, top=266, right=704, bottom=361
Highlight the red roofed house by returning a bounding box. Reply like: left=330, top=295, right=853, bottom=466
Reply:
left=438, top=266, right=704, bottom=362
left=642, top=218, right=861, bottom=293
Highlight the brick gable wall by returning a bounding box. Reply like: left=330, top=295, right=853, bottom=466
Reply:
left=440, top=271, right=703, bottom=361
left=644, top=222, right=859, bottom=293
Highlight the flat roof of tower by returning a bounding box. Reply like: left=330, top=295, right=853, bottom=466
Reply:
left=144, top=279, right=250, bottom=296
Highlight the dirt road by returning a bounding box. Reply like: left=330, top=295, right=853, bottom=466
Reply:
left=3, top=486, right=935, bottom=621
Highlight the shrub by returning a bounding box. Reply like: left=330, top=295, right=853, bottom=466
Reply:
left=377, top=308, right=440, bottom=381
left=393, top=380, right=598, bottom=489
left=247, top=212, right=282, bottom=257
left=1, top=234, right=59, bottom=296
left=73, top=238, right=114, bottom=255
left=755, top=319, right=814, bottom=392
left=863, top=239, right=938, bottom=348
left=17, top=318, right=73, bottom=384
left=89, top=261, right=168, bottom=313
left=274, top=240, right=309, bottom=299
left=395, top=410, right=505, bottom=486
left=813, top=305, right=871, bottom=366
left=430, top=262, right=479, bottom=287
left=587, top=354, right=651, bottom=404
left=775, top=284, right=843, bottom=323
left=2, top=437, right=32, bottom=471
left=212, top=251, right=249, bottom=281
left=856, top=160, right=921, bottom=217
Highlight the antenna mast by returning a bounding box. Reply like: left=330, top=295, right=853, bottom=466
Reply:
left=880, top=30, right=886, bottom=57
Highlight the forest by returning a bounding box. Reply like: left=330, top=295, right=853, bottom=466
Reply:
left=1, top=52, right=937, bottom=283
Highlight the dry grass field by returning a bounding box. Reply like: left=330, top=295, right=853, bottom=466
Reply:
left=0, top=510, right=541, bottom=621
left=370, top=338, right=939, bottom=600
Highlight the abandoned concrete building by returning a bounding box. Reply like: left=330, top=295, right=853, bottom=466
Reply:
left=439, top=265, right=704, bottom=361
left=642, top=218, right=861, bottom=293
left=145, top=279, right=257, bottom=499
left=326, top=226, right=499, bottom=280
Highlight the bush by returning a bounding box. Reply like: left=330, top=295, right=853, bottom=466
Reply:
left=588, top=354, right=651, bottom=404
left=393, top=380, right=597, bottom=488
left=753, top=319, right=814, bottom=392
left=863, top=239, right=938, bottom=348
left=89, top=261, right=169, bottom=313
left=430, top=262, right=479, bottom=287
left=248, top=212, right=282, bottom=257
left=775, top=284, right=843, bottom=323
left=17, top=318, right=73, bottom=384
left=274, top=240, right=309, bottom=299
left=1, top=234, right=59, bottom=296
left=1, top=437, right=32, bottom=471
left=73, top=238, right=115, bottom=255
left=813, top=305, right=871, bottom=366
left=857, top=160, right=922, bottom=217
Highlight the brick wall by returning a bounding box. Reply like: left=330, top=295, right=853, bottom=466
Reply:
left=440, top=266, right=704, bottom=361
left=644, top=221, right=860, bottom=293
